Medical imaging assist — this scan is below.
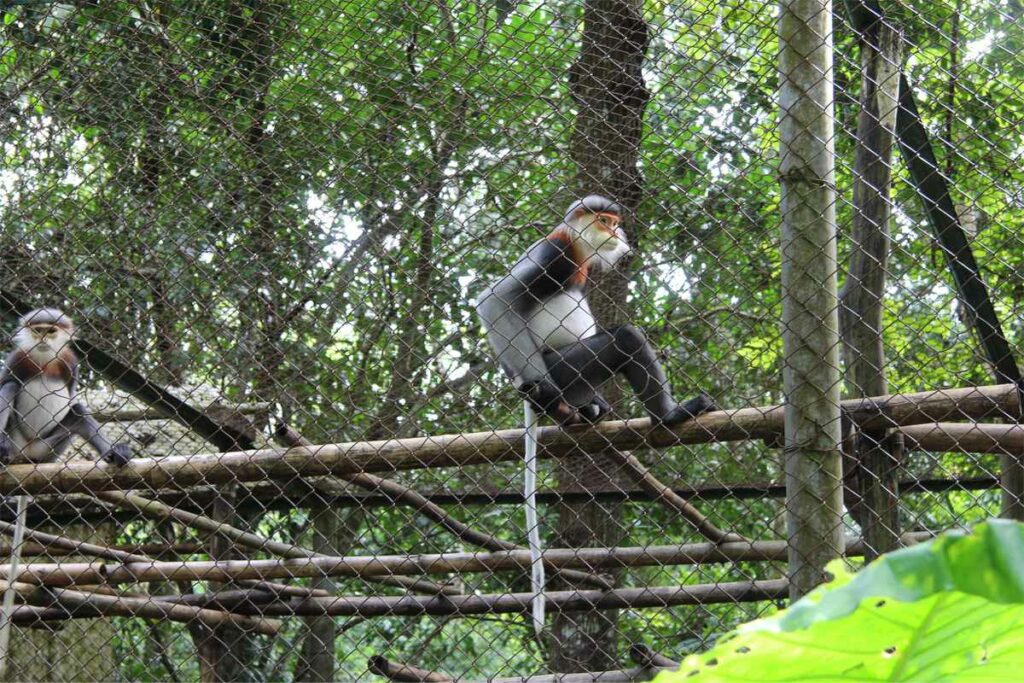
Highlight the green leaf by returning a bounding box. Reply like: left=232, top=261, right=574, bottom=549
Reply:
left=656, top=521, right=1024, bottom=682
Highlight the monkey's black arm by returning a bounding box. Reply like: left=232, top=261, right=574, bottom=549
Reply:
left=476, top=239, right=574, bottom=388
left=0, top=291, right=254, bottom=452
left=0, top=383, right=15, bottom=437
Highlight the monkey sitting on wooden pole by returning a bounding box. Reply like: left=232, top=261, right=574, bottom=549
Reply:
left=0, top=308, right=132, bottom=676
left=476, top=195, right=714, bottom=638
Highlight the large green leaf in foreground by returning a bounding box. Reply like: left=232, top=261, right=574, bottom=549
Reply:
left=656, top=520, right=1024, bottom=681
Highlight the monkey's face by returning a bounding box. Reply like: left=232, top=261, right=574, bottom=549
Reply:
left=577, top=211, right=630, bottom=269
left=16, top=323, right=73, bottom=362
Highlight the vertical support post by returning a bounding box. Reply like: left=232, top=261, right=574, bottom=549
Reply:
left=778, top=0, right=845, bottom=599
left=839, top=15, right=904, bottom=561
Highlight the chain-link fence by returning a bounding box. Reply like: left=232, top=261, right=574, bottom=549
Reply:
left=0, top=0, right=1020, bottom=680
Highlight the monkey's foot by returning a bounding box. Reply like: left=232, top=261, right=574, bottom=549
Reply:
left=550, top=401, right=582, bottom=425
left=102, top=443, right=132, bottom=466
left=658, top=394, right=718, bottom=426
left=578, top=396, right=612, bottom=423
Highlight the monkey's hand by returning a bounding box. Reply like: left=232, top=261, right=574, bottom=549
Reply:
left=0, top=435, right=12, bottom=466
left=520, top=380, right=579, bottom=425
left=102, top=443, right=132, bottom=466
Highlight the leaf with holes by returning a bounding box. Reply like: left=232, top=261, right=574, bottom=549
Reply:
left=655, top=520, right=1024, bottom=681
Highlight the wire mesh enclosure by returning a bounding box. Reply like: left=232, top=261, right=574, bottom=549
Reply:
left=0, top=0, right=1021, bottom=680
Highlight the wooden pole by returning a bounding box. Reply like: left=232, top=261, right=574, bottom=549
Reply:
left=603, top=449, right=746, bottom=543
left=779, top=0, right=843, bottom=599
left=0, top=385, right=1013, bottom=496
left=231, top=579, right=790, bottom=617
left=94, top=490, right=455, bottom=596
left=472, top=671, right=661, bottom=683
left=367, top=655, right=453, bottom=682
left=628, top=644, right=678, bottom=669
left=900, top=422, right=1024, bottom=453
left=0, top=533, right=931, bottom=586
left=0, top=580, right=280, bottom=635
left=275, top=424, right=611, bottom=590
left=46, top=587, right=280, bottom=635
left=0, top=520, right=151, bottom=564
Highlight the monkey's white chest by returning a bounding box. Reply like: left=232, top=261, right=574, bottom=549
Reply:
left=529, top=290, right=597, bottom=350
left=15, top=377, right=72, bottom=442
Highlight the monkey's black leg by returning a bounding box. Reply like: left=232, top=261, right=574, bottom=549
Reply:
left=62, top=404, right=131, bottom=465
left=546, top=325, right=715, bottom=425
left=33, top=422, right=73, bottom=459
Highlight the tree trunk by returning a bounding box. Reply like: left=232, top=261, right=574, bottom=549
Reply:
left=839, top=16, right=903, bottom=561
left=779, top=0, right=844, bottom=600
left=552, top=0, right=650, bottom=670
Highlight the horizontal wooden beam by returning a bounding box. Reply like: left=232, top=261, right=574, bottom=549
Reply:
left=2, top=580, right=279, bottom=634
left=0, top=384, right=1014, bottom=496
left=0, top=533, right=932, bottom=586
left=8, top=473, right=1002, bottom=528
left=900, top=422, right=1024, bottom=453
left=475, top=670, right=663, bottom=683
left=234, top=579, right=789, bottom=617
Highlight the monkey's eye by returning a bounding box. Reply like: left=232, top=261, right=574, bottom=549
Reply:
left=594, top=213, right=619, bottom=231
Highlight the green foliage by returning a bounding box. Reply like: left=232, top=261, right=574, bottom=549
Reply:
left=657, top=521, right=1024, bottom=682
left=0, top=0, right=1020, bottom=677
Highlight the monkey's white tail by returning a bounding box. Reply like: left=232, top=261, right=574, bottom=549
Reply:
left=523, top=400, right=545, bottom=638
left=0, top=495, right=28, bottom=679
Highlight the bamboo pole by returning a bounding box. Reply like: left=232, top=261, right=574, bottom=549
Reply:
left=0, top=385, right=1013, bottom=496
left=474, top=671, right=661, bottom=683
left=0, top=594, right=283, bottom=627
left=0, top=520, right=151, bottom=564
left=45, top=587, right=281, bottom=635
left=232, top=579, right=789, bottom=617
left=242, top=581, right=331, bottom=599
left=28, top=470, right=1014, bottom=520
left=276, top=424, right=612, bottom=590
left=603, top=449, right=746, bottom=543
left=368, top=655, right=452, bottom=682
left=14, top=463, right=1008, bottom=529
left=0, top=542, right=202, bottom=558
left=151, top=589, right=278, bottom=610
left=0, top=580, right=280, bottom=635
left=628, top=644, right=678, bottom=668
left=0, top=533, right=931, bottom=586
left=94, top=490, right=455, bottom=596
left=900, top=422, right=1024, bottom=453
